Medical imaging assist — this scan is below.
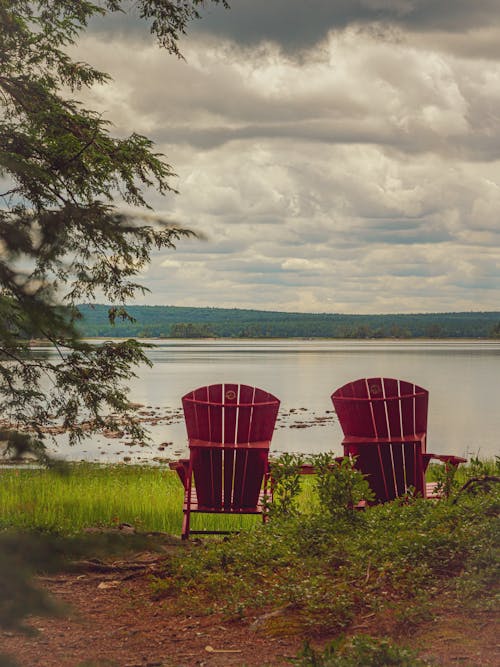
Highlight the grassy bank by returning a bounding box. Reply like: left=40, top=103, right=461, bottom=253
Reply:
left=0, top=459, right=496, bottom=535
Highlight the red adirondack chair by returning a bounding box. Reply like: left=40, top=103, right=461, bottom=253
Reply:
left=170, top=383, right=280, bottom=539
left=331, top=378, right=466, bottom=502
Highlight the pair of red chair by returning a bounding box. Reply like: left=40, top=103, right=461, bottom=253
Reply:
left=170, top=379, right=466, bottom=539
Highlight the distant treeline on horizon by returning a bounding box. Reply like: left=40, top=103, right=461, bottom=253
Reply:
left=76, top=305, right=500, bottom=339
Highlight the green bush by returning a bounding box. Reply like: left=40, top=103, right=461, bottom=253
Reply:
left=269, top=453, right=305, bottom=518
left=309, top=454, right=374, bottom=518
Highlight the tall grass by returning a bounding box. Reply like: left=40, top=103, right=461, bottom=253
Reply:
left=1, top=459, right=494, bottom=536
left=0, top=464, right=260, bottom=535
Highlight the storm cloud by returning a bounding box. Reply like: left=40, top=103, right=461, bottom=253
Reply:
left=193, top=0, right=500, bottom=51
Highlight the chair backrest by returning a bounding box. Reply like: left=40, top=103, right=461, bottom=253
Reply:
left=182, top=384, right=280, bottom=510
left=331, top=377, right=428, bottom=440
left=331, top=378, right=429, bottom=501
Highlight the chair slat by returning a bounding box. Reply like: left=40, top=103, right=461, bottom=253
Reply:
left=236, top=384, right=254, bottom=443
left=233, top=385, right=255, bottom=508
left=223, top=383, right=238, bottom=444
left=193, top=386, right=210, bottom=441
left=391, top=442, right=405, bottom=495
left=384, top=378, right=403, bottom=439
left=367, top=377, right=389, bottom=438
left=223, top=384, right=238, bottom=509
left=399, top=380, right=416, bottom=435
left=414, top=390, right=428, bottom=437
left=209, top=384, right=223, bottom=442
left=405, top=441, right=426, bottom=496
left=208, top=385, right=223, bottom=508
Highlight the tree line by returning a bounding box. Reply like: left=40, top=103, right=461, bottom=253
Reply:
left=76, top=304, right=500, bottom=339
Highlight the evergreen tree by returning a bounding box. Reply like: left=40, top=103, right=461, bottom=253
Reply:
left=0, top=0, right=226, bottom=455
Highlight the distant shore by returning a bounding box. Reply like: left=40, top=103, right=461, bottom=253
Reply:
left=76, top=304, right=500, bottom=339
left=29, top=335, right=500, bottom=343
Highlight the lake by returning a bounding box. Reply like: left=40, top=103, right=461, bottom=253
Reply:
left=38, top=339, right=500, bottom=464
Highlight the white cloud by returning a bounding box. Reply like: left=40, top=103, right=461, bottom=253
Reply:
left=67, top=9, right=500, bottom=313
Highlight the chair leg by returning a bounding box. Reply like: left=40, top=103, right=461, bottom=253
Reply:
left=262, top=472, right=271, bottom=524
left=182, top=508, right=190, bottom=540
left=182, top=469, right=193, bottom=540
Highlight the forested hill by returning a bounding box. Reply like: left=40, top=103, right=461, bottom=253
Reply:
left=76, top=305, right=500, bottom=339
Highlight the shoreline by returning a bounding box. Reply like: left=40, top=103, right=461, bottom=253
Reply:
left=29, top=336, right=500, bottom=342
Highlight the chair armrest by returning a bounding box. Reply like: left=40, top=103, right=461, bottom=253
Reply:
left=169, top=459, right=190, bottom=488
left=424, top=453, right=467, bottom=467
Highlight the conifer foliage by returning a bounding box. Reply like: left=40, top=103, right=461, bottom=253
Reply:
left=0, top=1, right=225, bottom=454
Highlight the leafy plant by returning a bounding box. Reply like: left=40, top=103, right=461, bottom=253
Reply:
left=450, top=456, right=500, bottom=502
left=268, top=453, right=305, bottom=517
left=309, top=454, right=374, bottom=519
left=153, top=460, right=499, bottom=645
left=431, top=463, right=460, bottom=499
left=465, top=455, right=500, bottom=478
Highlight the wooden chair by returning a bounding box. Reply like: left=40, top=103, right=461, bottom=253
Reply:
left=170, top=383, right=280, bottom=539
left=331, top=378, right=466, bottom=502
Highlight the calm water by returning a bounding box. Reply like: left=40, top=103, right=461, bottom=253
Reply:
left=42, top=339, right=500, bottom=463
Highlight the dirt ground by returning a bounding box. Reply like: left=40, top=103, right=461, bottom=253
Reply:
left=1, top=551, right=498, bottom=667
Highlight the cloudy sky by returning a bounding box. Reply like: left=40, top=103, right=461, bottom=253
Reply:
left=76, top=0, right=499, bottom=313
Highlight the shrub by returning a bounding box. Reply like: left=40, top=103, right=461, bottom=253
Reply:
left=309, top=454, right=374, bottom=519
left=269, top=453, right=305, bottom=518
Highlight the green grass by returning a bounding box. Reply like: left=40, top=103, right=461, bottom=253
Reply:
left=0, top=464, right=177, bottom=533
left=0, top=458, right=496, bottom=536
left=0, top=464, right=263, bottom=535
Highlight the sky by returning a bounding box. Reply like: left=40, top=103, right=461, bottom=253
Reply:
left=74, top=0, right=500, bottom=314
